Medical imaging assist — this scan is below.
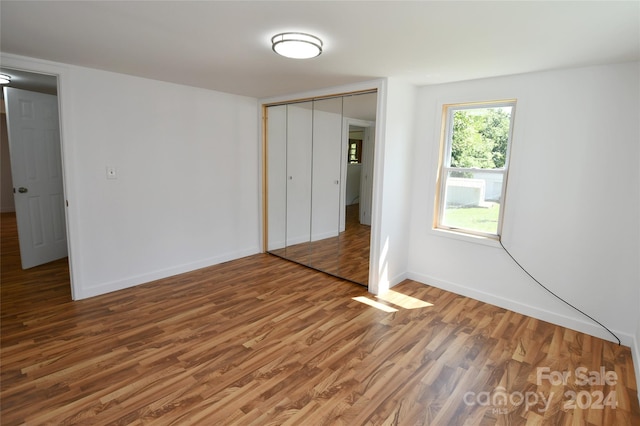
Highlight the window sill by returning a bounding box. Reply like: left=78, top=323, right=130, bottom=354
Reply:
left=430, top=227, right=502, bottom=248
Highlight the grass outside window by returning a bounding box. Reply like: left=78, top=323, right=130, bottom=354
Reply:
left=442, top=202, right=500, bottom=234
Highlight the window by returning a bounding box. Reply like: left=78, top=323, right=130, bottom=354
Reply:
left=436, top=100, right=516, bottom=237
left=349, top=139, right=362, bottom=163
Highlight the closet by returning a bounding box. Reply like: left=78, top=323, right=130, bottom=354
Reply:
left=265, top=91, right=376, bottom=285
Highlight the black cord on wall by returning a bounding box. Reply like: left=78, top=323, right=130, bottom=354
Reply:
left=498, top=238, right=621, bottom=346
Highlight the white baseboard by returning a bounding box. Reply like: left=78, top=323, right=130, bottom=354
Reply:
left=74, top=247, right=260, bottom=300
left=406, top=271, right=634, bottom=347
left=410, top=271, right=640, bottom=407
left=267, top=231, right=341, bottom=250
left=311, top=230, right=339, bottom=242
left=370, top=270, right=408, bottom=295
left=390, top=271, right=409, bottom=288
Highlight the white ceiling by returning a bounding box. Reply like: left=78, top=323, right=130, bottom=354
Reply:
left=1, top=1, right=638, bottom=99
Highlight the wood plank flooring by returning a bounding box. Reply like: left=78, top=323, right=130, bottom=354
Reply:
left=269, top=204, right=370, bottom=285
left=1, top=212, right=639, bottom=425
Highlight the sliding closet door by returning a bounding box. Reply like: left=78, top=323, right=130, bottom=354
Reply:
left=267, top=105, right=287, bottom=251
left=285, top=102, right=313, bottom=258
left=265, top=91, right=377, bottom=286
left=308, top=97, right=343, bottom=275
left=310, top=97, right=343, bottom=242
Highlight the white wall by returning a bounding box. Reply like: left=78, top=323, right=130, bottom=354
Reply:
left=408, top=62, right=640, bottom=346
left=68, top=67, right=261, bottom=299
left=369, top=78, right=417, bottom=294
left=346, top=163, right=361, bottom=205
left=1, top=53, right=261, bottom=299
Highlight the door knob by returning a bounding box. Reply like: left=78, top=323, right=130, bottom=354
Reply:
left=17, top=187, right=28, bottom=193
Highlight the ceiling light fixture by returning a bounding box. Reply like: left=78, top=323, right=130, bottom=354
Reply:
left=0, top=74, right=11, bottom=85
left=271, top=32, right=323, bottom=59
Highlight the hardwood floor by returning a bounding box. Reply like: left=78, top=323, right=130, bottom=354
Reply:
left=1, top=212, right=639, bottom=425
left=269, top=204, right=370, bottom=285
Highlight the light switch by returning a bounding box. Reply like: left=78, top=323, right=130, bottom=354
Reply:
left=106, top=167, right=118, bottom=179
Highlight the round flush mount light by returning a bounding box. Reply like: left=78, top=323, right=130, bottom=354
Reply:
left=271, top=32, right=323, bottom=59
left=0, top=74, right=11, bottom=85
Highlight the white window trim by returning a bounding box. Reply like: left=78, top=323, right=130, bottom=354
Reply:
left=434, top=99, right=517, bottom=239
left=430, top=227, right=502, bottom=248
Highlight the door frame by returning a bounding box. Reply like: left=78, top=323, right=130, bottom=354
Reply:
left=1, top=54, right=77, bottom=299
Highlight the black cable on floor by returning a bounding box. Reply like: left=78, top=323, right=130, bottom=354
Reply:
left=498, top=238, right=621, bottom=346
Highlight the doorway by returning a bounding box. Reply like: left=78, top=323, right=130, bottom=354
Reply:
left=1, top=68, right=70, bottom=286
left=341, top=120, right=375, bottom=230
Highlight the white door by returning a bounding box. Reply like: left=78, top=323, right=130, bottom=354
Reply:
left=4, top=87, right=67, bottom=269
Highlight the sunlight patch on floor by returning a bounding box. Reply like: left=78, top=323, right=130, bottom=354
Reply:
left=352, top=296, right=398, bottom=313
left=376, top=290, right=434, bottom=309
